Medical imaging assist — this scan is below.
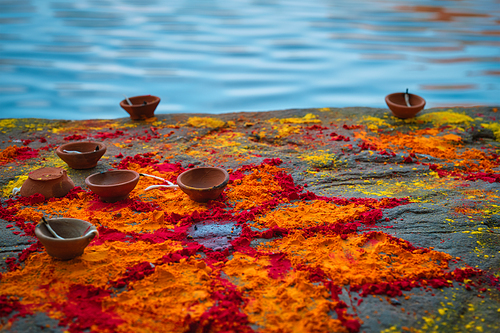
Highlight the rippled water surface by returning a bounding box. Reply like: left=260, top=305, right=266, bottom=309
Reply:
left=0, top=0, right=499, bottom=120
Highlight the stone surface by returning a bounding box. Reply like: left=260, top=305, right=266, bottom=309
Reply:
left=0, top=106, right=499, bottom=332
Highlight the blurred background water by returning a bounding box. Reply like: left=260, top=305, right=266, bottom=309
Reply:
left=0, top=0, right=498, bottom=120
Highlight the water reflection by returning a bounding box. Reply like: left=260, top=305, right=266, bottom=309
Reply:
left=0, top=0, right=498, bottom=120
left=396, top=5, right=491, bottom=22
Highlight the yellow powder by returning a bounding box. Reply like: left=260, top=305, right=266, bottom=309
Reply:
left=186, top=117, right=226, bottom=129
left=269, top=113, right=321, bottom=124
left=417, top=110, right=473, bottom=126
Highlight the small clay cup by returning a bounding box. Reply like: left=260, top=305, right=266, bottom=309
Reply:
left=120, top=95, right=160, bottom=120
left=56, top=141, right=106, bottom=169
left=20, top=167, right=75, bottom=199
left=85, top=170, right=140, bottom=202
left=35, top=218, right=98, bottom=260
left=177, top=167, right=229, bottom=203
left=385, top=92, right=426, bottom=119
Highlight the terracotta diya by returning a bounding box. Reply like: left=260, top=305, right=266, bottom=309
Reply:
left=177, top=167, right=229, bottom=203
left=119, top=95, right=160, bottom=120
left=85, top=170, right=140, bottom=202
left=385, top=90, right=426, bottom=119
left=35, top=217, right=98, bottom=260
left=20, top=167, right=75, bottom=199
left=56, top=141, right=106, bottom=169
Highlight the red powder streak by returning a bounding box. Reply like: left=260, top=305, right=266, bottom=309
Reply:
left=266, top=253, right=292, bottom=279
left=187, top=278, right=252, bottom=333
left=94, top=130, right=125, bottom=140
left=114, top=153, right=161, bottom=169
left=53, top=284, right=124, bottom=333
left=110, top=262, right=156, bottom=289
left=87, top=198, right=158, bottom=212
left=63, top=134, right=87, bottom=141
left=15, top=147, right=38, bottom=160
left=0, top=295, right=32, bottom=323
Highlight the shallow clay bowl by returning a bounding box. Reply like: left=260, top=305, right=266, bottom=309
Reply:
left=120, top=95, right=161, bottom=120
left=385, top=92, right=426, bottom=119
left=35, top=218, right=98, bottom=260
left=85, top=170, right=140, bottom=202
left=20, top=167, right=75, bottom=199
left=56, top=142, right=106, bottom=169
left=177, top=167, right=229, bottom=203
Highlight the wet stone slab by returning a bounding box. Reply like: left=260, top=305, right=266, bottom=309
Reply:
left=187, top=220, right=241, bottom=251
left=0, top=106, right=499, bottom=333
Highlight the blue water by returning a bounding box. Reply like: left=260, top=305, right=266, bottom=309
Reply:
left=0, top=0, right=498, bottom=120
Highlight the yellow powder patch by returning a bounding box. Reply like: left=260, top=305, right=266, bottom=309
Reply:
left=273, top=124, right=301, bottom=138
left=226, top=164, right=285, bottom=210
left=270, top=113, right=321, bottom=124
left=257, top=231, right=452, bottom=286
left=481, top=122, right=500, bottom=141
left=44, top=154, right=68, bottom=169
left=104, top=258, right=214, bottom=333
left=299, top=150, right=343, bottom=168
left=348, top=178, right=460, bottom=199
left=2, top=175, right=28, bottom=197
left=24, top=123, right=45, bottom=131
left=113, top=143, right=129, bottom=149
left=187, top=131, right=244, bottom=152
left=0, top=119, right=18, bottom=132
left=181, top=131, right=255, bottom=164
left=223, top=253, right=351, bottom=333
left=361, top=116, right=392, bottom=131
left=417, top=110, right=473, bottom=126
left=204, top=132, right=244, bottom=148
left=0, top=240, right=183, bottom=313
left=186, top=117, right=225, bottom=129
left=347, top=181, right=398, bottom=198
left=50, top=120, right=136, bottom=135
left=254, top=200, right=369, bottom=229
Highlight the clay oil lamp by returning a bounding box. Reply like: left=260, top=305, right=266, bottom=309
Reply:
left=120, top=94, right=161, bottom=120
left=85, top=170, right=140, bottom=202
left=35, top=217, right=98, bottom=260
left=177, top=167, right=229, bottom=203
left=56, top=141, right=106, bottom=169
left=385, top=89, right=426, bottom=119
left=20, top=167, right=75, bottom=199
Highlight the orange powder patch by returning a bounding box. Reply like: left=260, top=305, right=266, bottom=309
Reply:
left=455, top=149, right=498, bottom=173
left=223, top=253, right=351, bottom=333
left=0, top=240, right=183, bottom=314
left=14, top=193, right=177, bottom=233
left=257, top=232, right=452, bottom=286
left=0, top=146, right=18, bottom=162
left=357, top=130, right=461, bottom=159
left=15, top=207, right=44, bottom=224
left=104, top=258, right=214, bottom=333
left=253, top=200, right=369, bottom=229
left=353, top=129, right=500, bottom=175
left=226, top=165, right=286, bottom=210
